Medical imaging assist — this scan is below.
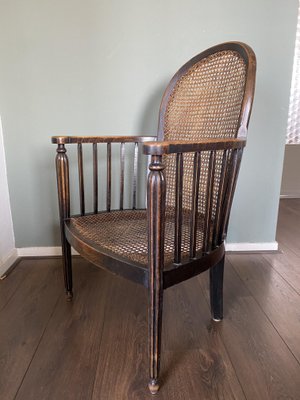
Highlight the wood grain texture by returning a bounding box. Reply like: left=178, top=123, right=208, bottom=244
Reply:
left=276, top=198, right=300, bottom=257
left=14, top=259, right=111, bottom=400
left=0, top=259, right=62, bottom=400
left=91, top=274, right=245, bottom=400
left=198, top=260, right=300, bottom=400
left=161, top=279, right=246, bottom=400
left=52, top=135, right=156, bottom=144
left=91, top=277, right=149, bottom=400
left=228, top=253, right=300, bottom=363
left=263, top=199, right=300, bottom=294
left=0, top=259, right=23, bottom=312
left=143, top=138, right=246, bottom=155
left=263, top=242, right=300, bottom=295
left=147, top=155, right=166, bottom=393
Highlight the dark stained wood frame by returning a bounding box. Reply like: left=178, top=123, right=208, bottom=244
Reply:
left=52, top=41, right=256, bottom=395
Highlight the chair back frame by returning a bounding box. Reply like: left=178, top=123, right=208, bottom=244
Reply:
left=158, top=41, right=256, bottom=141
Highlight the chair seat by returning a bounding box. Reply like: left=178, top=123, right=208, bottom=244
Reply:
left=66, top=209, right=206, bottom=267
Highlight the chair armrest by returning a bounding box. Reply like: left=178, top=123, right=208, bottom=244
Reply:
left=53, top=134, right=156, bottom=214
left=143, top=138, right=246, bottom=155
left=52, top=135, right=156, bottom=145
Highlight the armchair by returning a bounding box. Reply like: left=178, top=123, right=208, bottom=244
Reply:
left=52, top=42, right=256, bottom=394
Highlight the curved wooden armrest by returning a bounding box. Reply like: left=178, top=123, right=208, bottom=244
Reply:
left=143, top=138, right=246, bottom=155
left=52, top=135, right=156, bottom=145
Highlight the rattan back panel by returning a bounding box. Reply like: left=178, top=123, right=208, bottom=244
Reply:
left=160, top=49, right=248, bottom=253
left=163, top=51, right=247, bottom=142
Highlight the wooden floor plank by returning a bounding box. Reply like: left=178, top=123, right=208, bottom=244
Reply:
left=91, top=275, right=245, bottom=400
left=276, top=199, right=300, bottom=257
left=228, top=253, right=300, bottom=363
left=0, top=260, right=26, bottom=312
left=1, top=198, right=300, bottom=399
left=15, top=259, right=111, bottom=400
left=163, top=279, right=246, bottom=400
left=198, top=263, right=300, bottom=400
left=262, top=199, right=300, bottom=294
left=0, top=259, right=62, bottom=400
left=276, top=224, right=300, bottom=258
left=91, top=275, right=150, bottom=400
left=262, top=244, right=300, bottom=295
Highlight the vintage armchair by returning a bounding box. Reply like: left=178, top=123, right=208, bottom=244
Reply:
left=52, top=42, right=256, bottom=394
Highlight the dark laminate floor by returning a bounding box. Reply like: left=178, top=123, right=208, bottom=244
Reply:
left=1, top=198, right=300, bottom=399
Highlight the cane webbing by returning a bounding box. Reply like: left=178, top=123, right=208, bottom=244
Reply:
left=163, top=50, right=246, bottom=252
left=68, top=209, right=204, bottom=266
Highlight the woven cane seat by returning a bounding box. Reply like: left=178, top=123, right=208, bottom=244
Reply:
left=67, top=209, right=207, bottom=267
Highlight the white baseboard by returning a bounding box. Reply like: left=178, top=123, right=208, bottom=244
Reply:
left=0, top=242, right=278, bottom=277
left=225, top=241, right=278, bottom=252
left=280, top=194, right=300, bottom=199
left=0, top=248, right=18, bottom=278
left=17, top=247, right=79, bottom=257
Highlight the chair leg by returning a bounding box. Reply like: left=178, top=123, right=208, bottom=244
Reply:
left=147, top=153, right=166, bottom=394
left=210, top=255, right=224, bottom=321
left=55, top=143, right=72, bottom=301
left=62, top=238, right=73, bottom=301
left=148, top=279, right=163, bottom=395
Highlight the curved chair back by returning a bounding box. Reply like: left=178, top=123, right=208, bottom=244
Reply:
left=158, top=42, right=256, bottom=140
left=157, top=42, right=256, bottom=255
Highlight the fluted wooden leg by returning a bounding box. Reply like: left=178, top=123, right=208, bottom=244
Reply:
left=210, top=255, right=224, bottom=321
left=55, top=143, right=72, bottom=301
left=147, top=154, right=166, bottom=395
left=148, top=273, right=163, bottom=394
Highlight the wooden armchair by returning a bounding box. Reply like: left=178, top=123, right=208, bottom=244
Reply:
left=52, top=42, right=256, bottom=394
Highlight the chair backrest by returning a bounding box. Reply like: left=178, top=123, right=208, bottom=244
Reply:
left=158, top=42, right=256, bottom=141
left=157, top=42, right=256, bottom=254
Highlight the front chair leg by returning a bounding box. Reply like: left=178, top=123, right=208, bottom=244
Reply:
left=210, top=255, right=224, bottom=321
left=147, top=153, right=166, bottom=394
left=148, top=276, right=163, bottom=394
left=56, top=143, right=72, bottom=301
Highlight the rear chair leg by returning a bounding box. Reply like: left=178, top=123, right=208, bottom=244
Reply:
left=210, top=255, right=224, bottom=321
left=62, top=239, right=73, bottom=301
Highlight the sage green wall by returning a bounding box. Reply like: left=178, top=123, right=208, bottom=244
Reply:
left=0, top=0, right=298, bottom=247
